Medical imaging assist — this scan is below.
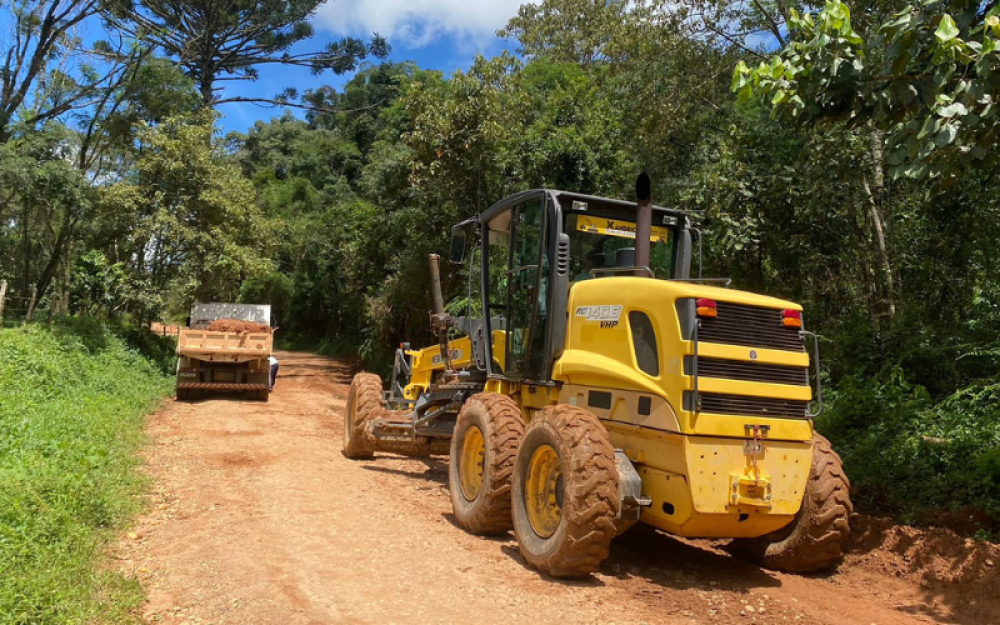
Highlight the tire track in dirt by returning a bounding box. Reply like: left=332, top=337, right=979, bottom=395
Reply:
left=115, top=351, right=999, bottom=625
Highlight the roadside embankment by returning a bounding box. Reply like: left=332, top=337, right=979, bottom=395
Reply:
left=0, top=319, right=173, bottom=624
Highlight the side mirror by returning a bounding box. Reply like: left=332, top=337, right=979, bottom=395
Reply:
left=449, top=228, right=467, bottom=264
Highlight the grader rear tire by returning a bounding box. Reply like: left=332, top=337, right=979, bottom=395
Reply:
left=448, top=394, right=525, bottom=534
left=342, top=373, right=384, bottom=459
left=511, top=405, right=619, bottom=578
left=731, top=434, right=852, bottom=572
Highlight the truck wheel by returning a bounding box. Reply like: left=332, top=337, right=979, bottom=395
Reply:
left=731, top=434, right=852, bottom=572
left=449, top=394, right=525, bottom=534
left=511, top=405, right=619, bottom=578
left=176, top=389, right=190, bottom=402
left=342, top=373, right=383, bottom=459
left=257, top=389, right=270, bottom=402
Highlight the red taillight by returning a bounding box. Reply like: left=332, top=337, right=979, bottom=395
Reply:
left=696, top=298, right=717, bottom=318
left=782, top=309, right=802, bottom=328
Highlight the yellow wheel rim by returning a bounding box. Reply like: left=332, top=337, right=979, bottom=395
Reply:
left=459, top=425, right=486, bottom=501
left=525, top=444, right=563, bottom=539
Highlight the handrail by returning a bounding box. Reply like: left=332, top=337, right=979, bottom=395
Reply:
left=668, top=277, right=733, bottom=287
left=590, top=266, right=655, bottom=278
left=800, top=330, right=824, bottom=417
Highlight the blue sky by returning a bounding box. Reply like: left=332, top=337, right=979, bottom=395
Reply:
left=217, top=0, right=528, bottom=133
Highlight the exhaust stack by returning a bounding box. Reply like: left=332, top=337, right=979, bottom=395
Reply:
left=634, top=173, right=652, bottom=275
left=429, top=253, right=446, bottom=317
left=428, top=254, right=453, bottom=371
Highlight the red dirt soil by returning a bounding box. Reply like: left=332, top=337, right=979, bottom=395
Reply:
left=115, top=351, right=1000, bottom=625
left=206, top=319, right=272, bottom=334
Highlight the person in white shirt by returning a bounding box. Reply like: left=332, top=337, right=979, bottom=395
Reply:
left=268, top=355, right=279, bottom=391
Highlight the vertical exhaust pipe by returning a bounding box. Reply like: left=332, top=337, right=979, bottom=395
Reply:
left=634, top=173, right=652, bottom=275
left=429, top=254, right=446, bottom=317
left=428, top=254, right=453, bottom=371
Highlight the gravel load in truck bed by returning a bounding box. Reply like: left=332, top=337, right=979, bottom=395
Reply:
left=205, top=319, right=272, bottom=334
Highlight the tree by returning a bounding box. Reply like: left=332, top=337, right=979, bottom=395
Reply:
left=405, top=54, right=523, bottom=215
left=304, top=62, right=419, bottom=154
left=95, top=111, right=272, bottom=319
left=101, top=0, right=390, bottom=108
left=0, top=0, right=139, bottom=142
left=500, top=0, right=634, bottom=65
left=500, top=0, right=741, bottom=193
left=733, top=0, right=1000, bottom=182
left=0, top=127, right=91, bottom=308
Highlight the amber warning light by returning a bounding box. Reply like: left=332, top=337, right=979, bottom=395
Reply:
left=696, top=299, right=717, bottom=318
left=782, top=309, right=802, bottom=328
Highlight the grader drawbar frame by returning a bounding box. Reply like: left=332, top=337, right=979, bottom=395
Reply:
left=369, top=255, right=492, bottom=452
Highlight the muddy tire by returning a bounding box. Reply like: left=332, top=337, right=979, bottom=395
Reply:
left=731, top=434, right=852, bottom=572
left=511, top=405, right=619, bottom=578
left=176, top=388, right=190, bottom=402
left=449, top=394, right=525, bottom=534
left=342, top=373, right=384, bottom=459
left=257, top=389, right=270, bottom=402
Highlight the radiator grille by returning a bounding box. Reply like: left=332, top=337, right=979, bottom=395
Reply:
left=698, top=302, right=805, bottom=352
left=693, top=357, right=808, bottom=386
left=697, top=392, right=808, bottom=419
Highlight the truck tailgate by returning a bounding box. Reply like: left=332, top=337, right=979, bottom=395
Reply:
left=177, top=329, right=272, bottom=360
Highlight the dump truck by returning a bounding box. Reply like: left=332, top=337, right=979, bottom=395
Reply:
left=342, top=176, right=851, bottom=577
left=176, top=303, right=273, bottom=402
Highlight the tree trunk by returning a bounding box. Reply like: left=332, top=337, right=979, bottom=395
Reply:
left=25, top=285, right=37, bottom=323
left=199, top=71, right=215, bottom=107
left=33, top=211, right=76, bottom=307
left=864, top=127, right=895, bottom=320
left=62, top=235, right=73, bottom=314
left=22, top=206, right=31, bottom=295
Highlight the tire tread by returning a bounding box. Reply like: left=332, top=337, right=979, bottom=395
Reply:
left=515, top=405, right=619, bottom=577
left=450, top=393, right=525, bottom=534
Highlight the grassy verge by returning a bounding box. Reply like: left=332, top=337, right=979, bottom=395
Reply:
left=0, top=318, right=174, bottom=624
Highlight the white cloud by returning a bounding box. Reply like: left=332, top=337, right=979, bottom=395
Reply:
left=315, top=0, right=530, bottom=48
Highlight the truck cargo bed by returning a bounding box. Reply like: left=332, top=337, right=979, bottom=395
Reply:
left=177, top=328, right=272, bottom=363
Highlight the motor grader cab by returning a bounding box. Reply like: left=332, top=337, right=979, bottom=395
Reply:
left=342, top=177, right=852, bottom=577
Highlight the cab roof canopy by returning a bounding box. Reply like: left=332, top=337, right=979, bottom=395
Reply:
left=474, top=189, right=691, bottom=233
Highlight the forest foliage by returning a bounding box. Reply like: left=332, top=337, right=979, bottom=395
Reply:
left=2, top=0, right=1000, bottom=531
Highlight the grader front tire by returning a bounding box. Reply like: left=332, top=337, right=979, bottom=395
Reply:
left=448, top=394, right=525, bottom=534
left=342, top=373, right=384, bottom=459
left=732, top=434, right=852, bottom=572
left=511, top=405, right=619, bottom=578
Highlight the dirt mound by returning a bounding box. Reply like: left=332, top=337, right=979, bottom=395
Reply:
left=206, top=319, right=272, bottom=334
left=845, top=515, right=1000, bottom=621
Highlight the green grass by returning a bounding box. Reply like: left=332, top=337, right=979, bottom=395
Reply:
left=0, top=318, right=173, bottom=624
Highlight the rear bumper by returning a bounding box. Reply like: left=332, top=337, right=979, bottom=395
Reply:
left=176, top=382, right=268, bottom=390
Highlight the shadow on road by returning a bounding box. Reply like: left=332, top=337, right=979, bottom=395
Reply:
left=499, top=524, right=782, bottom=594
left=358, top=452, right=786, bottom=595
left=360, top=456, right=448, bottom=486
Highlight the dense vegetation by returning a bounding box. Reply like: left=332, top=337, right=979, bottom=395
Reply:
left=3, top=0, right=1000, bottom=542
left=0, top=320, right=173, bottom=623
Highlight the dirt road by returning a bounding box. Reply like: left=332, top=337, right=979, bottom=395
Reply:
left=117, top=351, right=1000, bottom=625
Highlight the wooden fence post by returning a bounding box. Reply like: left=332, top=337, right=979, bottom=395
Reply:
left=0, top=280, right=7, bottom=324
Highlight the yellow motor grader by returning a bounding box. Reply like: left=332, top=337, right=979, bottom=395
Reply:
left=342, top=176, right=851, bottom=577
